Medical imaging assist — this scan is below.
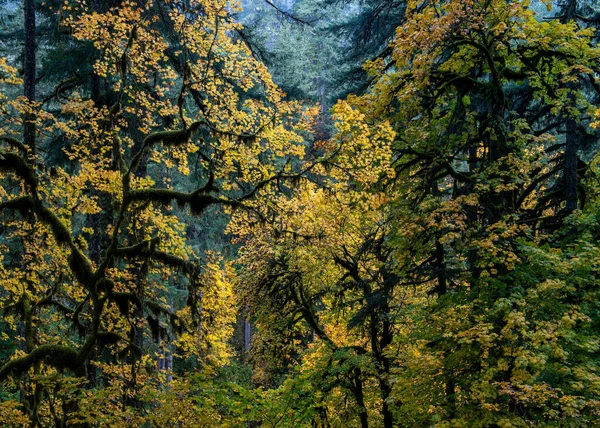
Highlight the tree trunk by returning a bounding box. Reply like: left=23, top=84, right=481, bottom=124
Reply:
left=244, top=318, right=251, bottom=352
left=565, top=118, right=578, bottom=214
left=352, top=367, right=369, bottom=428
left=560, top=0, right=579, bottom=217
left=435, top=240, right=447, bottom=296
left=23, top=0, right=36, bottom=155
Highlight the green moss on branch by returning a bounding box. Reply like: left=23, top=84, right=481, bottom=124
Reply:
left=0, top=345, right=82, bottom=382
left=0, top=151, right=37, bottom=192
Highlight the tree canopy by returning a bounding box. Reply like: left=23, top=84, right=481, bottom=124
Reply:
left=1, top=0, right=600, bottom=426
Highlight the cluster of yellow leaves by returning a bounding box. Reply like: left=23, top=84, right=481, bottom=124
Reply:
left=69, top=360, right=219, bottom=427
left=0, top=58, right=22, bottom=116
left=175, top=255, right=236, bottom=367
left=0, top=400, right=29, bottom=425
left=330, top=100, right=396, bottom=187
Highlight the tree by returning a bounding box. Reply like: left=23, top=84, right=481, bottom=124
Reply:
left=345, top=0, right=600, bottom=424
left=0, top=0, right=311, bottom=424
left=235, top=0, right=600, bottom=426
left=234, top=99, right=399, bottom=427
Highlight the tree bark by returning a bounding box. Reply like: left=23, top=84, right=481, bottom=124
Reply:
left=23, top=0, right=36, bottom=155
left=352, top=367, right=369, bottom=428
left=561, top=1, right=579, bottom=214
left=244, top=319, right=252, bottom=352
left=22, top=1, right=40, bottom=409
left=565, top=118, right=578, bottom=214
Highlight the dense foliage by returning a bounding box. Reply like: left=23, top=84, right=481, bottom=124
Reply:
left=1, top=0, right=600, bottom=426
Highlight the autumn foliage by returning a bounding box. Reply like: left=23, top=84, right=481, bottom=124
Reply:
left=1, top=0, right=600, bottom=426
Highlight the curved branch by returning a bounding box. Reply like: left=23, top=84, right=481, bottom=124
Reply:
left=0, top=137, right=29, bottom=156
left=125, top=188, right=245, bottom=215
left=263, top=0, right=314, bottom=25
left=0, top=151, right=37, bottom=192
left=0, top=195, right=96, bottom=289
left=0, top=345, right=80, bottom=382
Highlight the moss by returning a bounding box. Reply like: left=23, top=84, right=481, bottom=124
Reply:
left=126, top=188, right=190, bottom=207
left=35, top=202, right=73, bottom=245
left=96, top=278, right=114, bottom=294
left=144, top=300, right=166, bottom=317
left=0, top=197, right=76, bottom=250
left=69, top=250, right=95, bottom=288
left=0, top=137, right=28, bottom=155
left=97, top=332, right=121, bottom=347
left=144, top=129, right=190, bottom=147
left=109, top=292, right=140, bottom=316
left=126, top=188, right=226, bottom=216
left=0, top=151, right=37, bottom=192
left=117, top=344, right=142, bottom=360
left=144, top=300, right=187, bottom=336
left=0, top=344, right=80, bottom=382
left=189, top=191, right=213, bottom=215
left=151, top=251, right=198, bottom=277
left=115, top=238, right=158, bottom=259
left=143, top=120, right=201, bottom=148
left=146, top=315, right=166, bottom=342
left=71, top=296, right=89, bottom=338
left=0, top=195, right=33, bottom=218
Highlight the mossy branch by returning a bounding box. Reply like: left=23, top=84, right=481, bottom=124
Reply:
left=37, top=299, right=74, bottom=316
left=0, top=345, right=81, bottom=382
left=143, top=121, right=202, bottom=147
left=0, top=137, right=29, bottom=156
left=125, top=188, right=243, bottom=216
left=0, top=195, right=73, bottom=246
left=0, top=315, right=107, bottom=380
left=114, top=237, right=160, bottom=258
left=115, top=240, right=199, bottom=276
left=0, top=195, right=96, bottom=290
left=0, top=195, right=34, bottom=217
left=97, top=332, right=121, bottom=347
left=0, top=151, right=37, bottom=192
left=151, top=251, right=197, bottom=274
left=128, top=121, right=203, bottom=175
